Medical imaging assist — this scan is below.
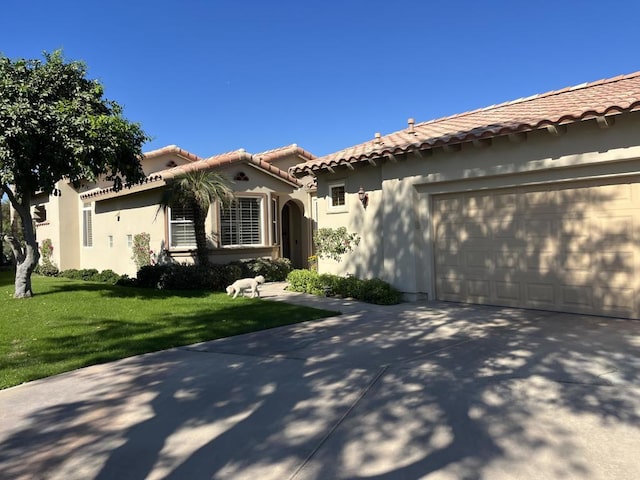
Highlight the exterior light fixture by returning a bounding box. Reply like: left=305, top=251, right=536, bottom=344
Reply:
left=358, top=186, right=369, bottom=209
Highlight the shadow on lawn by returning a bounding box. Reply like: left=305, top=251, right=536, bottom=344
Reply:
left=0, top=302, right=638, bottom=479
left=0, top=299, right=337, bottom=388
left=34, top=280, right=215, bottom=300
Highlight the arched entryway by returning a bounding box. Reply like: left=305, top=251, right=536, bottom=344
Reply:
left=281, top=200, right=303, bottom=269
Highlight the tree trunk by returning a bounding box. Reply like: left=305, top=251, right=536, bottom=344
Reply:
left=14, top=253, right=36, bottom=298
left=193, top=203, right=209, bottom=266
left=4, top=189, right=40, bottom=298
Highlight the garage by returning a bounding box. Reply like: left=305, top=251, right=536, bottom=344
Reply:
left=433, top=177, right=640, bottom=318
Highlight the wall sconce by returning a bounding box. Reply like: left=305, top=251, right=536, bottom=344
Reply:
left=358, top=186, right=369, bottom=209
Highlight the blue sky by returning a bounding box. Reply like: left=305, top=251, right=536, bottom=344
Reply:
left=3, top=1, right=640, bottom=158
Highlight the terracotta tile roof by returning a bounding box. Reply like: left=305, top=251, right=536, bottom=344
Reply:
left=79, top=173, right=164, bottom=200
left=290, top=71, right=640, bottom=175
left=163, top=148, right=303, bottom=186
left=142, top=144, right=203, bottom=163
left=254, top=144, right=317, bottom=163
left=80, top=145, right=305, bottom=200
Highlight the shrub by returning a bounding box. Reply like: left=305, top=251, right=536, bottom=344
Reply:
left=116, top=274, right=138, bottom=287
left=359, top=278, right=402, bottom=305
left=233, top=257, right=292, bottom=282
left=34, top=262, right=59, bottom=277
left=286, top=269, right=325, bottom=296
left=59, top=268, right=124, bottom=284
left=286, top=269, right=401, bottom=305
left=36, top=238, right=59, bottom=276
left=136, top=263, right=243, bottom=291
left=131, top=233, right=155, bottom=270
left=59, top=269, right=82, bottom=280
left=313, top=227, right=361, bottom=262
left=136, top=264, right=172, bottom=289
left=93, top=269, right=122, bottom=285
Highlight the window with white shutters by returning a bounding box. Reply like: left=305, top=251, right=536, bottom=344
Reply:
left=220, top=197, right=262, bottom=246
left=82, top=203, right=93, bottom=247
left=169, top=205, right=196, bottom=247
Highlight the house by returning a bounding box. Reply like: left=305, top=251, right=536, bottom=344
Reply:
left=31, top=144, right=317, bottom=276
left=291, top=72, right=640, bottom=319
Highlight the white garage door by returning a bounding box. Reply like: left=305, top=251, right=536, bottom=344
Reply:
left=433, top=179, right=640, bottom=319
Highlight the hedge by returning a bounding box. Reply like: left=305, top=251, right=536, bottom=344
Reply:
left=286, top=269, right=402, bottom=305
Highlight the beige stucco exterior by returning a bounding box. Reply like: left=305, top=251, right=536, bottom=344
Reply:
left=313, top=112, right=640, bottom=317
left=31, top=147, right=315, bottom=277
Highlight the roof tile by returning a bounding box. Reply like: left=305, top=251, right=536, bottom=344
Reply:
left=291, top=71, right=640, bottom=175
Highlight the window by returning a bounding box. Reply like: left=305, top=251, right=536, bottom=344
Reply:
left=169, top=205, right=196, bottom=247
left=34, top=205, right=47, bottom=223
left=108, top=235, right=114, bottom=248
left=220, top=197, right=262, bottom=246
left=329, top=183, right=346, bottom=210
left=271, top=197, right=278, bottom=245
left=311, top=196, right=318, bottom=235
left=127, top=234, right=133, bottom=248
left=82, top=203, right=93, bottom=247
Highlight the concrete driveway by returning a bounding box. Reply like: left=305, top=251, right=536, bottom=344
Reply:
left=1, top=284, right=639, bottom=479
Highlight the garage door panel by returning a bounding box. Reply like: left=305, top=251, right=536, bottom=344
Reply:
left=524, top=190, right=559, bottom=212
left=559, top=251, right=592, bottom=272
left=597, top=183, right=633, bottom=204
left=436, top=252, right=461, bottom=267
left=465, top=250, right=493, bottom=269
left=437, top=276, right=464, bottom=299
left=597, top=251, right=634, bottom=272
left=495, top=250, right=520, bottom=269
left=460, top=221, right=491, bottom=240
left=525, top=283, right=556, bottom=305
left=596, top=286, right=635, bottom=317
left=492, top=218, right=521, bottom=239
left=526, top=251, right=555, bottom=273
left=466, top=278, right=491, bottom=299
left=433, top=180, right=640, bottom=319
left=560, top=285, right=593, bottom=308
left=495, top=281, right=522, bottom=302
left=559, top=186, right=591, bottom=206
left=524, top=217, right=556, bottom=238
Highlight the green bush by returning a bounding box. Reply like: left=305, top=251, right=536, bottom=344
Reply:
left=59, top=268, right=99, bottom=281
left=286, top=269, right=325, bottom=296
left=136, top=263, right=243, bottom=291
left=34, top=262, right=59, bottom=277
left=286, top=269, right=402, bottom=305
left=359, top=278, right=403, bottom=305
left=232, top=257, right=292, bottom=282
left=59, top=268, right=125, bottom=284
left=116, top=274, right=138, bottom=287
left=79, top=269, right=99, bottom=281
left=93, top=269, right=122, bottom=285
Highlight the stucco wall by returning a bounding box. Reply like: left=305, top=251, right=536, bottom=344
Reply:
left=81, top=189, right=165, bottom=276
left=315, top=112, right=640, bottom=299
left=73, top=161, right=314, bottom=276
left=32, top=181, right=81, bottom=271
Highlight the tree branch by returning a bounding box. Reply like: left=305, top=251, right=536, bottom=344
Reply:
left=1, top=234, right=24, bottom=264
left=1, top=184, right=19, bottom=210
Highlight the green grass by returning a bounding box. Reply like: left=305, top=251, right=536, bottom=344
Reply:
left=0, top=270, right=338, bottom=390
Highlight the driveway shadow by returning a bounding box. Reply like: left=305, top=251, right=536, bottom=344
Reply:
left=0, top=302, right=638, bottom=479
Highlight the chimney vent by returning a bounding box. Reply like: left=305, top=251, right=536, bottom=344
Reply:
left=374, top=132, right=382, bottom=145
left=408, top=118, right=415, bottom=133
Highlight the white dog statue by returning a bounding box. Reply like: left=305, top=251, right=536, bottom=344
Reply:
left=226, top=275, right=266, bottom=299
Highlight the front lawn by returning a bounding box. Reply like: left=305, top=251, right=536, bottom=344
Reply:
left=0, top=270, right=337, bottom=389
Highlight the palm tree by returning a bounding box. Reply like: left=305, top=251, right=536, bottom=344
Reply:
left=159, top=169, right=234, bottom=266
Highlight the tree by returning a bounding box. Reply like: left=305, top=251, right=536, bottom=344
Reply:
left=0, top=51, right=148, bottom=298
left=158, top=169, right=234, bottom=266
left=1, top=196, right=10, bottom=264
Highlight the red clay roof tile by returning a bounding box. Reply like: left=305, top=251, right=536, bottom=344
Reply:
left=291, top=71, right=640, bottom=175
left=81, top=144, right=306, bottom=200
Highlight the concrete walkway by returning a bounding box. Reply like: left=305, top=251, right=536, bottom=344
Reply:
left=1, top=283, right=639, bottom=479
